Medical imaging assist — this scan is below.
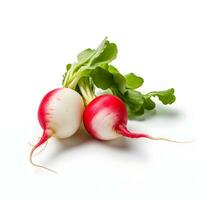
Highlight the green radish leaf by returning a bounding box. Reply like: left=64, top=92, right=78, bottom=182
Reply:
left=127, top=105, right=145, bottom=118
left=134, top=106, right=145, bottom=115
left=124, top=89, right=144, bottom=113
left=91, top=67, right=113, bottom=89
left=89, top=39, right=118, bottom=66
left=125, top=73, right=144, bottom=89
left=88, top=37, right=107, bottom=64
left=144, top=88, right=176, bottom=105
left=112, top=73, right=126, bottom=94
left=98, top=63, right=109, bottom=70
left=91, top=43, right=117, bottom=66
left=90, top=64, right=125, bottom=93
left=107, top=65, right=126, bottom=94
left=77, top=48, right=95, bottom=65
left=66, top=63, right=72, bottom=71
left=108, top=65, right=119, bottom=73
left=143, top=98, right=156, bottom=110
left=125, top=88, right=176, bottom=117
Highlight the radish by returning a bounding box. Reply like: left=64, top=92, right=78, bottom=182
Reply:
left=31, top=38, right=188, bottom=172
left=30, top=88, right=84, bottom=172
left=83, top=94, right=188, bottom=142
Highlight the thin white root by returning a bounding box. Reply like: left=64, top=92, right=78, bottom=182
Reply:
left=29, top=148, right=57, bottom=173
left=28, top=137, right=48, bottom=156
left=29, top=131, right=57, bottom=173
left=148, top=136, right=197, bottom=143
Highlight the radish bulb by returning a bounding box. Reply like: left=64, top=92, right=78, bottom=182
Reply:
left=83, top=94, right=189, bottom=142
left=30, top=88, right=84, bottom=172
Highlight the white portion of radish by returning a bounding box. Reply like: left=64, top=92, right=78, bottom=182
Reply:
left=91, top=109, right=120, bottom=140
left=47, top=88, right=84, bottom=138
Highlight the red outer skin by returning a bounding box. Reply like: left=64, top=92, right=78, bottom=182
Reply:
left=83, top=94, right=127, bottom=140
left=83, top=94, right=150, bottom=140
left=38, top=88, right=61, bottom=129
left=31, top=88, right=62, bottom=154
left=32, top=130, right=49, bottom=150
left=30, top=88, right=64, bottom=172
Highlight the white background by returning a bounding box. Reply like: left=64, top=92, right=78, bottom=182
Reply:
left=0, top=0, right=200, bottom=199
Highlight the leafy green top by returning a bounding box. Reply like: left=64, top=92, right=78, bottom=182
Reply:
left=62, top=38, right=176, bottom=117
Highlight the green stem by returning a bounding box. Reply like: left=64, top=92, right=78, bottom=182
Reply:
left=67, top=78, right=79, bottom=90
left=63, top=64, right=74, bottom=87
left=63, top=64, right=90, bottom=89
left=78, top=78, right=96, bottom=105
left=62, top=62, right=96, bottom=105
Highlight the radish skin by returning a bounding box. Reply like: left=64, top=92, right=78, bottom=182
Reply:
left=83, top=94, right=144, bottom=140
left=30, top=88, right=84, bottom=172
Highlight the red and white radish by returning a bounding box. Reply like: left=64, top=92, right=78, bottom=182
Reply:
left=83, top=94, right=186, bottom=142
left=30, top=88, right=84, bottom=171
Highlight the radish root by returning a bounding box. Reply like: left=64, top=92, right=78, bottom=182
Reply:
left=117, top=124, right=196, bottom=143
left=29, top=129, right=57, bottom=173
left=147, top=136, right=197, bottom=143
left=28, top=137, right=48, bottom=156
